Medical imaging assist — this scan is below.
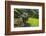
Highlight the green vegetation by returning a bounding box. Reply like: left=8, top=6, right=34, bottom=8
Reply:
left=14, top=8, right=39, bottom=27
left=26, top=17, right=39, bottom=27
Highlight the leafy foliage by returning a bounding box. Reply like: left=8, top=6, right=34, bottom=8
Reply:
left=14, top=8, right=39, bottom=27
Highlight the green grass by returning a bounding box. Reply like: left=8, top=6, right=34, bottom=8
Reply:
left=26, top=17, right=39, bottom=27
